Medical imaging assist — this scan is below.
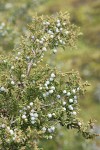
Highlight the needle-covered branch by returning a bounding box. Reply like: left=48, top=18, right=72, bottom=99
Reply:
left=0, top=12, right=98, bottom=150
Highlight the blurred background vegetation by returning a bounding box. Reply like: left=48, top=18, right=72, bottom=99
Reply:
left=0, top=0, right=100, bottom=149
